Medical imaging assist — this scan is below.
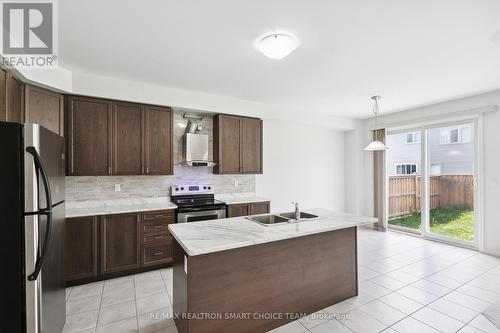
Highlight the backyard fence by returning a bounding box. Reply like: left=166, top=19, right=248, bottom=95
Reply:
left=388, top=175, right=473, bottom=218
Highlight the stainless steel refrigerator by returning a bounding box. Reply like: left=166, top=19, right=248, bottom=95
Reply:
left=0, top=123, right=66, bottom=333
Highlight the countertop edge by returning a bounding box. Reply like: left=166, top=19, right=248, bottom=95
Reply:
left=65, top=205, right=177, bottom=218
left=169, top=219, right=376, bottom=256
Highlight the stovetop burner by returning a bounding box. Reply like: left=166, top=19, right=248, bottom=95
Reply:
left=170, top=184, right=226, bottom=212
left=171, top=197, right=225, bottom=208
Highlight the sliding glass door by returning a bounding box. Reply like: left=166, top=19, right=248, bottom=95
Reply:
left=386, top=130, right=423, bottom=234
left=386, top=120, right=478, bottom=247
left=422, top=122, right=476, bottom=246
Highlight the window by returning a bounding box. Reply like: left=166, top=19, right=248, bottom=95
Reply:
left=396, top=164, right=417, bottom=175
left=440, top=126, right=472, bottom=144
left=406, top=132, right=421, bottom=144
left=430, top=162, right=441, bottom=176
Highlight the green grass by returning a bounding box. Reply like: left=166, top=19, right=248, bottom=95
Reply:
left=389, top=207, right=474, bottom=241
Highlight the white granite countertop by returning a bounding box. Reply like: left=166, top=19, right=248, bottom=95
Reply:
left=215, top=192, right=271, bottom=205
left=168, top=208, right=377, bottom=256
left=66, top=197, right=177, bottom=218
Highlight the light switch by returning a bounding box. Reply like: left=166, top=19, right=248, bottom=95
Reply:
left=114, top=184, right=121, bottom=192
left=234, top=180, right=239, bottom=187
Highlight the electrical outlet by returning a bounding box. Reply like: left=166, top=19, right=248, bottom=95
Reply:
left=234, top=180, right=239, bottom=187
left=114, top=184, right=121, bottom=192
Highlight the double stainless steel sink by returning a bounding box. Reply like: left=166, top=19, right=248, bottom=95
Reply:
left=246, top=212, right=319, bottom=226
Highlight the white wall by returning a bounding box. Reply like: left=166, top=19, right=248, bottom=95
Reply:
left=71, top=70, right=358, bottom=131
left=256, top=119, right=345, bottom=213
left=345, top=90, right=500, bottom=256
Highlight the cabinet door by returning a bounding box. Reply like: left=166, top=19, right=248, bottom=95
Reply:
left=227, top=203, right=250, bottom=218
left=6, top=73, right=24, bottom=123
left=101, top=213, right=141, bottom=274
left=144, top=105, right=173, bottom=175
left=250, top=201, right=270, bottom=215
left=214, top=114, right=241, bottom=174
left=241, top=117, right=263, bottom=173
left=65, top=216, right=98, bottom=282
left=0, top=67, right=6, bottom=121
left=25, top=85, right=64, bottom=136
left=112, top=102, right=143, bottom=175
left=66, top=96, right=112, bottom=175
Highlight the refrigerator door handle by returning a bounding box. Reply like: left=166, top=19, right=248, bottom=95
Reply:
left=25, top=146, right=53, bottom=281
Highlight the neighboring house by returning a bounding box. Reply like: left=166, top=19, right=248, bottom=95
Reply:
left=386, top=125, right=474, bottom=176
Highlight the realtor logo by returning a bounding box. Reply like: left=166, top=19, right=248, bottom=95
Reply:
left=1, top=0, right=58, bottom=67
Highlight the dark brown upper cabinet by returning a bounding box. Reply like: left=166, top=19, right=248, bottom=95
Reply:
left=214, top=114, right=262, bottom=174
left=65, top=95, right=173, bottom=176
left=241, top=117, right=263, bottom=173
left=0, top=68, right=24, bottom=123
left=100, top=213, right=141, bottom=275
left=66, top=96, right=113, bottom=176
left=25, top=85, right=64, bottom=136
left=144, top=105, right=173, bottom=175
left=112, top=102, right=143, bottom=175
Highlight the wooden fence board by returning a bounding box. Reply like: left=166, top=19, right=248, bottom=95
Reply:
left=388, top=175, right=473, bottom=217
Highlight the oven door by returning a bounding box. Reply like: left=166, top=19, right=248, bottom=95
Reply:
left=177, top=209, right=226, bottom=223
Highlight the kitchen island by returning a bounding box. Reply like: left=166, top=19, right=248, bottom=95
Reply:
left=168, top=209, right=377, bottom=333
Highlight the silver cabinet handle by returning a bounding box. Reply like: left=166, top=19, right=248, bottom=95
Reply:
left=153, top=252, right=165, bottom=256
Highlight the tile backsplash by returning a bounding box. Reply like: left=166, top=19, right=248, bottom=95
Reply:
left=66, top=112, right=255, bottom=202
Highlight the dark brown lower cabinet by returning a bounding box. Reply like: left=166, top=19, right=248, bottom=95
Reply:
left=100, top=213, right=141, bottom=275
left=65, top=216, right=98, bottom=282
left=227, top=201, right=270, bottom=217
left=65, top=209, right=175, bottom=285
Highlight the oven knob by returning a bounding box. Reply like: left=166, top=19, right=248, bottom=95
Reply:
left=208, top=186, right=211, bottom=190
left=175, top=187, right=179, bottom=191
left=203, top=186, right=206, bottom=190
left=180, top=187, right=184, bottom=191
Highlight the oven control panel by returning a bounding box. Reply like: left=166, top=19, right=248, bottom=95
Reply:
left=171, top=184, right=214, bottom=195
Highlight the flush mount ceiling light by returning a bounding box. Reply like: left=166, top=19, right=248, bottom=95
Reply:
left=364, top=96, right=389, bottom=151
left=257, top=33, right=299, bottom=59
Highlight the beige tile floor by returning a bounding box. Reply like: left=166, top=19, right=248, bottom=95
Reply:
left=63, top=227, right=500, bottom=333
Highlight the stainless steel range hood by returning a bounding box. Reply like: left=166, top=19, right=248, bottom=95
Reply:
left=184, top=132, right=216, bottom=167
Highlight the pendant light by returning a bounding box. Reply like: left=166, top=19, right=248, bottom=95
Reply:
left=364, top=95, right=388, bottom=151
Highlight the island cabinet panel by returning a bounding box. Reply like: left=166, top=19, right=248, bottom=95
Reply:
left=173, top=227, right=358, bottom=333
left=24, top=85, right=64, bottom=135
left=100, top=213, right=141, bottom=275
left=227, top=201, right=270, bottom=217
left=241, top=117, right=263, bottom=173
left=143, top=105, right=173, bottom=175
left=66, top=96, right=112, bottom=176
left=65, top=216, right=99, bottom=282
left=112, top=102, right=143, bottom=175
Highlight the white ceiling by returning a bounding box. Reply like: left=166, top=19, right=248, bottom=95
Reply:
left=59, top=0, right=500, bottom=118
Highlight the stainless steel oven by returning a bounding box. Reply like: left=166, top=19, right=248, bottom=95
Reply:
left=177, top=208, right=226, bottom=223
left=171, top=184, right=226, bottom=223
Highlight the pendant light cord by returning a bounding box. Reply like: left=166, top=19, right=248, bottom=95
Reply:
left=372, top=97, right=380, bottom=141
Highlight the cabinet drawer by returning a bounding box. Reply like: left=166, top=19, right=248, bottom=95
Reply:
left=142, top=220, right=171, bottom=234
left=142, top=231, right=172, bottom=244
left=142, top=243, right=172, bottom=266
left=143, top=210, right=174, bottom=221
